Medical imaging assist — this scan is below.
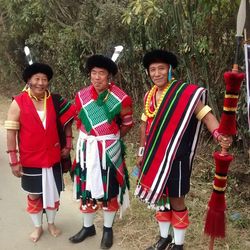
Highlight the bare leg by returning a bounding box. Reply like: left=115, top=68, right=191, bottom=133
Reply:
left=169, top=196, right=185, bottom=211
left=30, top=226, right=43, bottom=242
left=28, top=194, right=43, bottom=242
left=48, top=223, right=61, bottom=237
left=46, top=209, right=61, bottom=237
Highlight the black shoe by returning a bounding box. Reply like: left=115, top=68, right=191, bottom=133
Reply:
left=146, top=235, right=172, bottom=250
left=69, top=225, right=96, bottom=243
left=167, top=243, right=184, bottom=250
left=100, top=226, right=113, bottom=249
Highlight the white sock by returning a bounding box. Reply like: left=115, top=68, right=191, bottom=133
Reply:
left=30, top=211, right=43, bottom=227
left=158, top=221, right=171, bottom=238
left=45, top=209, right=57, bottom=224
left=173, top=227, right=186, bottom=245
left=103, top=211, right=116, bottom=228
left=83, top=212, right=96, bottom=227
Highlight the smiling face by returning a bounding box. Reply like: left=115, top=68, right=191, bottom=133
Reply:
left=28, top=73, right=49, bottom=98
left=148, top=62, right=170, bottom=90
left=90, top=67, right=110, bottom=94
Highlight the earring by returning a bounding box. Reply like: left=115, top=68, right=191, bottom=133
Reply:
left=168, top=65, right=172, bottom=82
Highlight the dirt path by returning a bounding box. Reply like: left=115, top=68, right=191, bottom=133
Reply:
left=0, top=96, right=127, bottom=250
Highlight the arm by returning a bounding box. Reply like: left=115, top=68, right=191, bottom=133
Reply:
left=195, top=101, right=232, bottom=149
left=60, top=120, right=73, bottom=158
left=195, top=102, right=219, bottom=133
left=120, top=102, right=133, bottom=138
left=136, top=94, right=148, bottom=167
left=136, top=120, right=146, bottom=167
left=56, top=94, right=76, bottom=158
left=138, top=121, right=146, bottom=148
left=74, top=94, right=82, bottom=130
left=5, top=100, right=22, bottom=177
left=120, top=125, right=132, bottom=138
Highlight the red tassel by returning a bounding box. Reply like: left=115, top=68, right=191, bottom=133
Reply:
left=204, top=152, right=233, bottom=238
left=207, top=191, right=226, bottom=211
left=204, top=192, right=226, bottom=238
left=205, top=71, right=244, bottom=249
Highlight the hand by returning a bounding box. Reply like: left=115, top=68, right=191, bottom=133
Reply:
left=136, top=156, right=143, bottom=167
left=61, top=147, right=71, bottom=159
left=11, top=164, right=23, bottom=178
left=218, top=135, right=233, bottom=149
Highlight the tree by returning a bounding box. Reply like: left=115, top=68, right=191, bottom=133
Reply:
left=0, top=0, right=248, bottom=155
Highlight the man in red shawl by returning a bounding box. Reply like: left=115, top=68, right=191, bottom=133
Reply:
left=135, top=50, right=232, bottom=250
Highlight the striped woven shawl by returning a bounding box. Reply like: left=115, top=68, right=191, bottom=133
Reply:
left=135, top=80, right=206, bottom=205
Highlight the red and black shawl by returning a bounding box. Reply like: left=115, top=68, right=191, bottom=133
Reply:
left=135, top=80, right=206, bottom=205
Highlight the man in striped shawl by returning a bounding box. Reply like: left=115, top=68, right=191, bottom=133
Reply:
left=5, top=63, right=75, bottom=242
left=135, top=50, right=232, bottom=250
left=69, top=55, right=133, bottom=249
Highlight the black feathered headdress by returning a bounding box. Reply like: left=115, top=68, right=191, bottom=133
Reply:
left=22, top=63, right=53, bottom=83
left=86, top=55, right=118, bottom=76
left=143, top=49, right=178, bottom=70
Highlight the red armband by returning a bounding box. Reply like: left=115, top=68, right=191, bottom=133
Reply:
left=7, top=149, right=20, bottom=167
left=9, top=161, right=21, bottom=167
left=212, top=128, right=220, bottom=142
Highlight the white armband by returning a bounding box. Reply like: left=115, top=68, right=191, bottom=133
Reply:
left=4, top=120, right=20, bottom=130
left=196, top=105, right=212, bottom=121
left=141, top=113, right=147, bottom=122
left=138, top=147, right=145, bottom=157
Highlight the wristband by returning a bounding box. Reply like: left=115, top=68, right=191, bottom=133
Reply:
left=212, top=128, right=220, bottom=141
left=9, top=161, right=21, bottom=167
left=138, top=147, right=145, bottom=157
left=6, top=149, right=18, bottom=153
left=7, top=149, right=19, bottom=165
